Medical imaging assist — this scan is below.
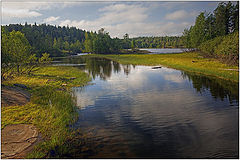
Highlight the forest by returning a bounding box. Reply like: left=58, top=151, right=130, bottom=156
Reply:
left=2, top=23, right=184, bottom=57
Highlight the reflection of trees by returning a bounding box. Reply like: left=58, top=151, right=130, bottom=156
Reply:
left=181, top=71, right=239, bottom=103
left=58, top=56, right=133, bottom=80
left=122, top=64, right=131, bottom=76
left=112, top=61, right=121, bottom=73
left=83, top=58, right=134, bottom=80
left=84, top=58, right=112, bottom=80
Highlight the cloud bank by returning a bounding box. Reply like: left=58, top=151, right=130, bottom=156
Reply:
left=2, top=1, right=216, bottom=38
left=59, top=3, right=192, bottom=37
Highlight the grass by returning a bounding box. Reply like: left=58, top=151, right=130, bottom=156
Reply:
left=1, top=66, right=91, bottom=158
left=87, top=52, right=239, bottom=82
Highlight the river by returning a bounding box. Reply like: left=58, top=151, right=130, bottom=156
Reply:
left=55, top=55, right=238, bottom=158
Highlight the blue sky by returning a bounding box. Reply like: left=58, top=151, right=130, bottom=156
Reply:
left=2, top=1, right=221, bottom=38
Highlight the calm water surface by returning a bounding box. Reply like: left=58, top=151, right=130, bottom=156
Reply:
left=140, top=48, right=189, bottom=54
left=56, top=56, right=239, bottom=158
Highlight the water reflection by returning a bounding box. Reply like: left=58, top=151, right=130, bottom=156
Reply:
left=181, top=71, right=239, bottom=103
left=56, top=56, right=131, bottom=80
left=56, top=56, right=238, bottom=158
left=58, top=56, right=239, bottom=102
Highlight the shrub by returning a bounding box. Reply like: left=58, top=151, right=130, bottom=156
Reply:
left=199, top=31, right=239, bottom=65
left=199, top=36, right=223, bottom=57
left=215, top=32, right=239, bottom=65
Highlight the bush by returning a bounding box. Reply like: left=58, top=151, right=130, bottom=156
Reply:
left=199, top=36, right=223, bottom=57
left=199, top=31, right=239, bottom=65
left=215, top=32, right=239, bottom=65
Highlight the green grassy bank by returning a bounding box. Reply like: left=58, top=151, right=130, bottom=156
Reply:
left=1, top=66, right=91, bottom=158
left=89, top=52, right=239, bottom=82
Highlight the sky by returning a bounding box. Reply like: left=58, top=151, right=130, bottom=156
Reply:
left=2, top=1, right=222, bottom=38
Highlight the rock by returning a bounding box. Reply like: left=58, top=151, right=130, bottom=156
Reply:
left=13, top=84, right=28, bottom=89
left=1, top=86, right=31, bottom=107
left=1, top=124, right=39, bottom=159
left=152, top=66, right=162, bottom=69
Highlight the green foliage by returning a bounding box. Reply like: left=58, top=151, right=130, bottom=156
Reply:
left=84, top=28, right=122, bottom=54
left=130, top=36, right=183, bottom=49
left=24, top=53, right=52, bottom=75
left=131, top=40, right=135, bottom=49
left=199, top=32, right=239, bottom=65
left=122, top=33, right=131, bottom=49
left=199, top=36, right=223, bottom=57
left=182, top=28, right=192, bottom=48
left=215, top=32, right=239, bottom=65
left=215, top=32, right=239, bottom=56
left=182, top=2, right=239, bottom=49
left=214, top=2, right=229, bottom=36
left=190, top=13, right=207, bottom=47
left=84, top=32, right=94, bottom=52
left=4, top=23, right=85, bottom=56
left=1, top=29, right=53, bottom=80
left=1, top=29, right=32, bottom=79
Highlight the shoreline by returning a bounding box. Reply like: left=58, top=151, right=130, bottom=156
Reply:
left=1, top=66, right=91, bottom=158
left=86, top=52, right=239, bottom=83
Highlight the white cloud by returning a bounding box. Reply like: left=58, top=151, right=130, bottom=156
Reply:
left=44, top=16, right=60, bottom=23
left=2, top=7, right=42, bottom=18
left=165, top=10, right=198, bottom=20
left=59, top=3, right=148, bottom=30
left=2, top=2, right=196, bottom=37
left=2, top=1, right=79, bottom=19
left=165, top=10, right=188, bottom=20
left=59, top=3, right=191, bottom=37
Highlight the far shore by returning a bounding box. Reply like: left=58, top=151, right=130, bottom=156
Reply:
left=85, top=52, right=239, bottom=82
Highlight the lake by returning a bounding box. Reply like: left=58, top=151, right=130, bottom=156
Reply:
left=139, top=48, right=191, bottom=54
left=55, top=56, right=239, bottom=158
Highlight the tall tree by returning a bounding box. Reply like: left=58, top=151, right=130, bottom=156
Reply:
left=190, top=12, right=207, bottom=47
left=214, top=2, right=230, bottom=36
left=84, top=32, right=93, bottom=52
left=8, top=31, right=32, bottom=73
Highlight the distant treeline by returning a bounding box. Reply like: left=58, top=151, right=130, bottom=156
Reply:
left=3, top=23, right=86, bottom=57
left=129, top=36, right=184, bottom=49
left=182, top=2, right=239, bottom=65
left=3, top=23, right=185, bottom=57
